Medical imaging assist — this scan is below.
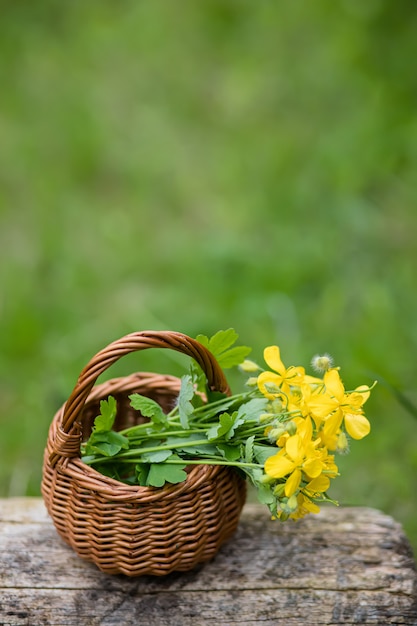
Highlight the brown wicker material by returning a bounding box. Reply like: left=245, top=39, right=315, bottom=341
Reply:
left=41, top=331, right=247, bottom=576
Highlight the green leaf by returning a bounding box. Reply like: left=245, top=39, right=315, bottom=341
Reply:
left=189, top=361, right=206, bottom=394
left=93, top=462, right=124, bottom=481
left=164, top=434, right=218, bottom=457
left=256, top=483, right=276, bottom=506
left=236, top=397, right=269, bottom=422
left=146, top=463, right=188, bottom=487
left=141, top=449, right=173, bottom=463
left=80, top=454, right=96, bottom=464
left=206, top=411, right=245, bottom=442
left=177, top=374, right=194, bottom=429
left=216, top=346, right=252, bottom=369
left=123, top=474, right=140, bottom=485
left=197, top=328, right=238, bottom=355
left=216, top=443, right=241, bottom=461
left=196, top=329, right=251, bottom=369
left=246, top=468, right=276, bottom=506
left=244, top=435, right=255, bottom=463
left=135, top=463, right=150, bottom=486
left=85, top=430, right=129, bottom=457
left=129, top=393, right=167, bottom=425
left=206, top=412, right=234, bottom=441
left=93, top=396, right=117, bottom=432
left=253, top=444, right=279, bottom=466
left=195, top=333, right=210, bottom=348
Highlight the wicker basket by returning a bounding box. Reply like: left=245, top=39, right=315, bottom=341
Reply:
left=41, top=331, right=247, bottom=576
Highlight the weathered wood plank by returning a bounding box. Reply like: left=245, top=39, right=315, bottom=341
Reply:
left=0, top=498, right=416, bottom=625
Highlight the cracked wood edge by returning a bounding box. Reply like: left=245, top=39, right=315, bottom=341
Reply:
left=1, top=498, right=416, bottom=625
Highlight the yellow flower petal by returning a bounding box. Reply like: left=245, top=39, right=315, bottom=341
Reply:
left=257, top=371, right=284, bottom=399
left=285, top=434, right=303, bottom=463
left=285, top=469, right=302, bottom=496
left=322, top=409, right=343, bottom=437
left=265, top=453, right=295, bottom=479
left=302, top=457, right=323, bottom=479
left=355, top=385, right=371, bottom=403
left=344, top=413, right=371, bottom=440
left=324, top=369, right=345, bottom=400
left=296, top=416, right=313, bottom=442
left=286, top=365, right=306, bottom=383
left=290, top=494, right=321, bottom=518
left=347, top=386, right=371, bottom=409
left=264, top=345, right=285, bottom=374
left=302, top=498, right=321, bottom=514
left=306, top=475, right=330, bottom=493
left=307, top=393, right=338, bottom=420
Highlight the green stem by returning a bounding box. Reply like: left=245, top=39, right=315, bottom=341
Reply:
left=189, top=392, right=254, bottom=421
left=125, top=428, right=205, bottom=441
left=84, top=438, right=211, bottom=465
left=118, top=421, right=154, bottom=436
left=93, top=457, right=262, bottom=470
left=160, top=459, right=262, bottom=469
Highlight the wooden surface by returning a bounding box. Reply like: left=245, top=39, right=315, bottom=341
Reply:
left=0, top=498, right=416, bottom=626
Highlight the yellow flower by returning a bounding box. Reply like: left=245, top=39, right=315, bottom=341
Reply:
left=265, top=429, right=325, bottom=497
left=289, top=493, right=321, bottom=519
left=305, top=369, right=371, bottom=445
left=257, top=346, right=306, bottom=398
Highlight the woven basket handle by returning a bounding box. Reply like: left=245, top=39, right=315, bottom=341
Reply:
left=49, top=331, right=231, bottom=467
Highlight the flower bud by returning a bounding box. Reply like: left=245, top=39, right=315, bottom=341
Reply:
left=263, top=382, right=282, bottom=395
left=311, top=353, right=334, bottom=373
left=239, top=359, right=261, bottom=373
left=273, top=483, right=286, bottom=497
left=279, top=494, right=299, bottom=514
left=259, top=412, right=276, bottom=424
left=267, top=427, right=286, bottom=443
left=259, top=473, right=275, bottom=484
left=270, top=398, right=283, bottom=412
left=287, top=494, right=299, bottom=512
left=286, top=420, right=297, bottom=436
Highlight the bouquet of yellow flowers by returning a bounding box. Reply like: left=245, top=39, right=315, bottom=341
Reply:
left=82, top=329, right=374, bottom=521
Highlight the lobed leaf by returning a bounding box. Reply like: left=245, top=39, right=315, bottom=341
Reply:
left=253, top=444, right=279, bottom=466
left=206, top=411, right=245, bottom=441
left=177, top=374, right=195, bottom=429
left=129, top=393, right=167, bottom=425
left=146, top=462, right=188, bottom=487
left=135, top=463, right=150, bottom=486
left=141, top=449, right=173, bottom=463
left=244, top=435, right=255, bottom=463
left=85, top=430, right=129, bottom=457
left=236, top=397, right=269, bottom=422
left=93, top=396, right=117, bottom=432
left=216, top=442, right=241, bottom=462
left=216, top=345, right=252, bottom=369
left=196, top=329, right=251, bottom=369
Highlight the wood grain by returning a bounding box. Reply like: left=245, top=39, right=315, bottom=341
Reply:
left=1, top=498, right=416, bottom=625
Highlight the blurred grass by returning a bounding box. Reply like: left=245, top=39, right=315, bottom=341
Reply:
left=1, top=1, right=417, bottom=552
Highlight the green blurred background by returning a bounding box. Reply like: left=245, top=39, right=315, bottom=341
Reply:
left=1, top=1, right=416, bottom=551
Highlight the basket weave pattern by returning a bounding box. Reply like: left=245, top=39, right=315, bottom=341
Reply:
left=41, top=332, right=247, bottom=576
